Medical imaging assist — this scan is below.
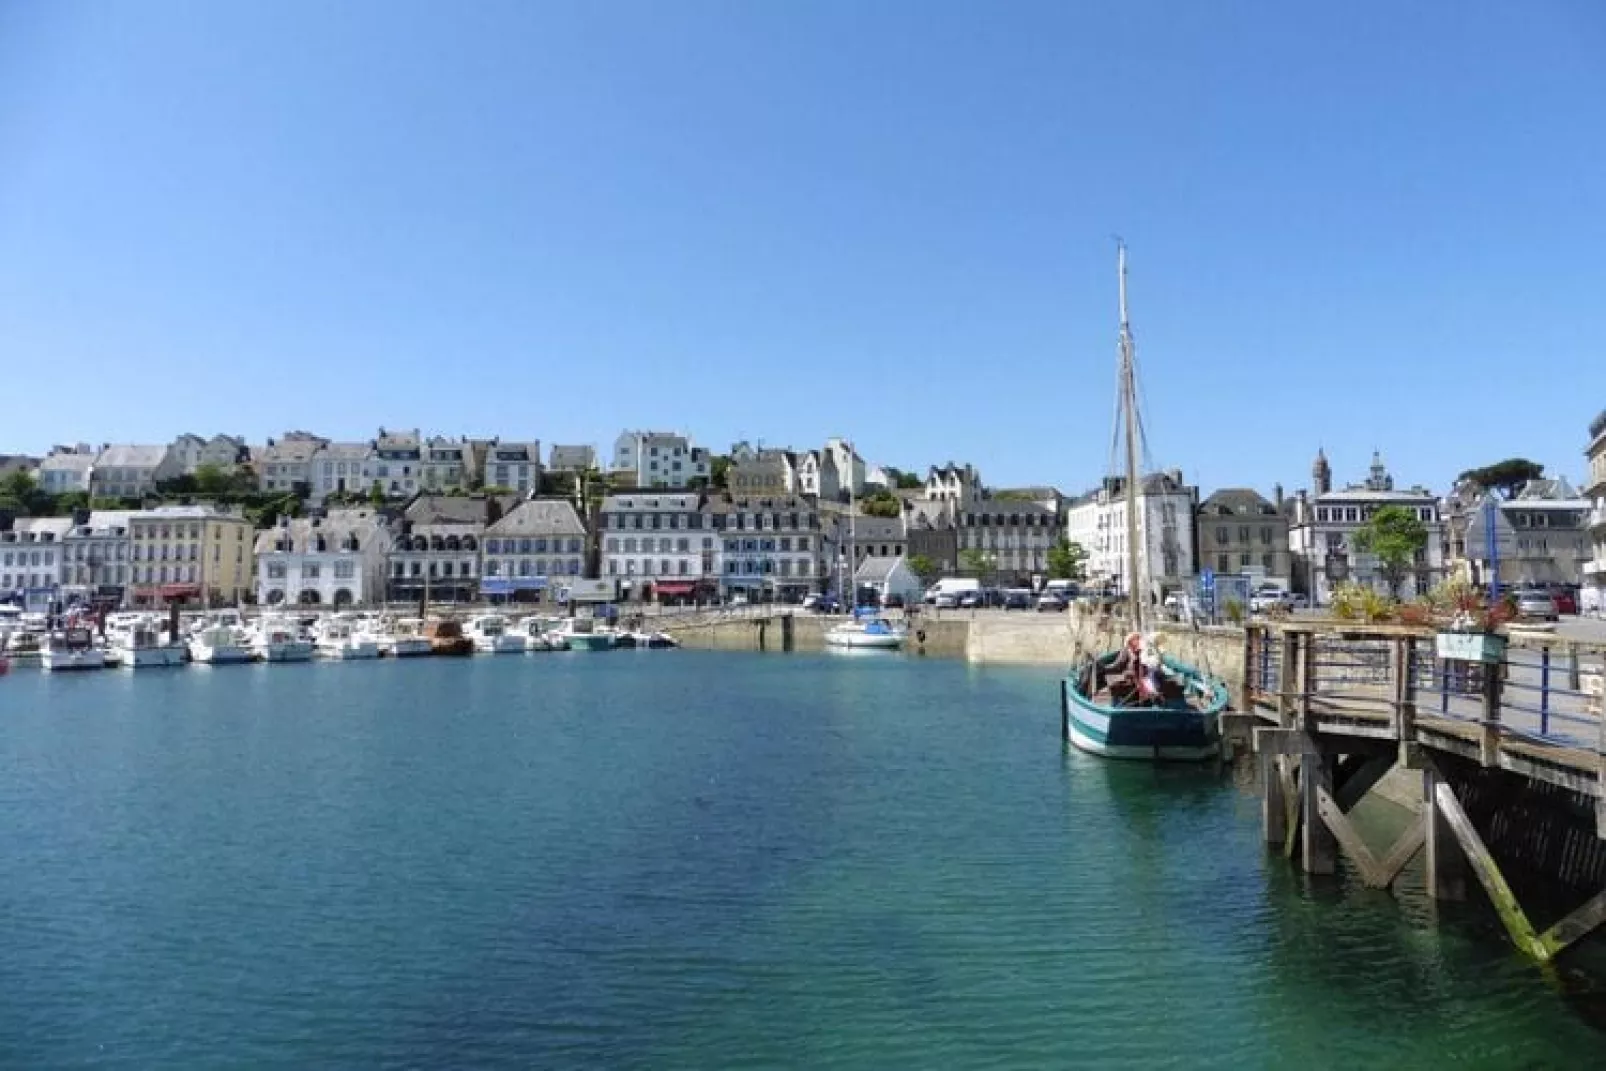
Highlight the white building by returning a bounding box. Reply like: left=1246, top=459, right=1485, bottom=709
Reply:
left=159, top=433, right=246, bottom=478
left=1289, top=450, right=1445, bottom=603
left=35, top=446, right=96, bottom=495
left=255, top=509, right=396, bottom=607
left=709, top=495, right=823, bottom=602
left=1064, top=471, right=1198, bottom=598
left=728, top=449, right=798, bottom=495
left=611, top=430, right=710, bottom=489
left=924, top=462, right=981, bottom=507
left=548, top=444, right=596, bottom=475
left=854, top=555, right=925, bottom=605
left=824, top=438, right=868, bottom=495
left=600, top=492, right=719, bottom=600
left=372, top=428, right=423, bottom=499
left=483, top=440, right=541, bottom=494
left=1583, top=411, right=1606, bottom=610
left=422, top=436, right=476, bottom=493
left=61, top=510, right=137, bottom=604
left=256, top=432, right=328, bottom=494
left=90, top=444, right=168, bottom=500
left=481, top=499, right=589, bottom=601
left=0, top=517, right=70, bottom=608
left=309, top=442, right=377, bottom=503
left=796, top=450, right=842, bottom=500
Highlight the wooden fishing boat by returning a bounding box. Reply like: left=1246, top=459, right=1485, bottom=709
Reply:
left=423, top=619, right=474, bottom=657
left=1060, top=243, right=1228, bottom=762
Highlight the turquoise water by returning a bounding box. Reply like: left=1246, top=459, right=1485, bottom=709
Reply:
left=1, top=651, right=1601, bottom=1067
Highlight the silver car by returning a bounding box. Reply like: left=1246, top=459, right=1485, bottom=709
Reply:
left=1515, top=590, right=1557, bottom=621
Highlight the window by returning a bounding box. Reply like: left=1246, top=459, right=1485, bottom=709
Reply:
left=1238, top=526, right=1250, bottom=543
left=1239, top=553, right=1250, bottom=568
left=1262, top=553, right=1274, bottom=571
left=608, top=560, right=618, bottom=575
left=1217, top=553, right=1230, bottom=572
left=1260, top=527, right=1273, bottom=545
left=303, top=563, right=321, bottom=579
left=678, top=560, right=689, bottom=575
left=267, top=562, right=287, bottom=579
left=1216, top=527, right=1229, bottom=543
left=334, top=561, right=355, bottom=579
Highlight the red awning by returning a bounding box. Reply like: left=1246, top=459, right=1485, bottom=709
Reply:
left=653, top=581, right=696, bottom=596
left=159, top=584, right=201, bottom=598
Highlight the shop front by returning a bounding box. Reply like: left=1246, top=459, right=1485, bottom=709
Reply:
left=479, top=577, right=549, bottom=604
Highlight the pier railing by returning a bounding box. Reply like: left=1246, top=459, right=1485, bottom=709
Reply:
left=1246, top=622, right=1606, bottom=964
left=1246, top=624, right=1605, bottom=775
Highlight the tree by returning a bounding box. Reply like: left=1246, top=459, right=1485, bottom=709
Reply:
left=1352, top=505, right=1429, bottom=598
left=860, top=490, right=902, bottom=518
left=907, top=554, right=942, bottom=586
left=1457, top=458, right=1545, bottom=499
left=959, top=548, right=996, bottom=579
left=882, top=467, right=925, bottom=491
left=1047, top=538, right=1087, bottom=580
left=193, top=463, right=231, bottom=496
left=709, top=455, right=732, bottom=490
left=0, top=470, right=50, bottom=515
left=368, top=481, right=386, bottom=508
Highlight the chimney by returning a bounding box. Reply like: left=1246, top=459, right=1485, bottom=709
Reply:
left=1273, top=483, right=1284, bottom=511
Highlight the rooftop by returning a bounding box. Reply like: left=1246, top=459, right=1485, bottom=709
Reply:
left=96, top=444, right=168, bottom=469
left=485, top=499, right=587, bottom=537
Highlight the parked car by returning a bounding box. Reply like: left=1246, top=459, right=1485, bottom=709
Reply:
left=958, top=591, right=982, bottom=608
left=884, top=593, right=905, bottom=609
left=1515, top=590, right=1558, bottom=622
left=933, top=593, right=959, bottom=609
left=1550, top=587, right=1579, bottom=616
left=729, top=593, right=749, bottom=607
left=1036, top=593, right=1068, bottom=613
left=1004, top=590, right=1032, bottom=611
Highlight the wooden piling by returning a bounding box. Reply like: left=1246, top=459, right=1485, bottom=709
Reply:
left=1425, top=768, right=1468, bottom=902
left=1433, top=778, right=1548, bottom=959
left=1480, top=664, right=1503, bottom=768
left=1262, top=749, right=1288, bottom=847
left=1277, top=630, right=1299, bottom=726
left=1301, top=748, right=1336, bottom=876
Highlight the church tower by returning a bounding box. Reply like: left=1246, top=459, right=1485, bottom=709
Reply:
left=1312, top=448, right=1332, bottom=496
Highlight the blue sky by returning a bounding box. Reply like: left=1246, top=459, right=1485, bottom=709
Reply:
left=2, top=0, right=1603, bottom=497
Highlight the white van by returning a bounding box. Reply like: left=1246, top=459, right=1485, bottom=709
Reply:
left=926, top=577, right=980, bottom=609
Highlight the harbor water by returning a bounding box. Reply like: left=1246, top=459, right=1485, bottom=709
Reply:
left=1, top=651, right=1601, bottom=1067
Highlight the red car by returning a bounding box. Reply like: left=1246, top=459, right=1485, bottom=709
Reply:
left=1551, top=588, right=1579, bottom=615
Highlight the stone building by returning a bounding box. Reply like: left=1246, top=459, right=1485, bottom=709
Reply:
left=1288, top=450, right=1444, bottom=602
left=1197, top=487, right=1290, bottom=584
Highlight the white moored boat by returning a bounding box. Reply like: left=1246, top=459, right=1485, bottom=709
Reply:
left=555, top=616, right=616, bottom=651
left=189, top=622, right=254, bottom=664
left=41, top=627, right=107, bottom=671
left=824, top=611, right=906, bottom=650
left=249, top=617, right=316, bottom=662
left=372, top=616, right=434, bottom=658
left=314, top=615, right=379, bottom=660
left=516, top=616, right=564, bottom=652
left=466, top=614, right=526, bottom=654
left=110, top=616, right=187, bottom=668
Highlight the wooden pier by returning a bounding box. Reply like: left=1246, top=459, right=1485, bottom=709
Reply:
left=1241, top=623, right=1606, bottom=963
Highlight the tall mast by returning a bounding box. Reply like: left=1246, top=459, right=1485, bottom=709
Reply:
left=1118, top=242, right=1145, bottom=633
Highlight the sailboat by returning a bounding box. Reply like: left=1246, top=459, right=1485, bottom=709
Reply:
left=1060, top=243, right=1229, bottom=761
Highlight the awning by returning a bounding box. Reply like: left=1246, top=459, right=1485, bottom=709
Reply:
left=480, top=577, right=549, bottom=594
left=653, top=581, right=696, bottom=596
left=159, top=584, right=201, bottom=598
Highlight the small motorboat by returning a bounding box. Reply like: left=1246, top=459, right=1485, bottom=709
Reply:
left=824, top=611, right=906, bottom=650
left=249, top=617, right=316, bottom=663
left=189, top=622, right=254, bottom=664
left=424, top=619, right=475, bottom=657
left=314, top=615, right=380, bottom=660
left=373, top=616, right=434, bottom=658
left=556, top=617, right=616, bottom=651
left=465, top=614, right=527, bottom=654
left=41, top=627, right=107, bottom=672
left=110, top=616, right=187, bottom=668
left=621, top=630, right=678, bottom=649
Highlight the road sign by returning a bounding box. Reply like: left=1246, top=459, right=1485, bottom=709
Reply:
left=1201, top=568, right=1216, bottom=591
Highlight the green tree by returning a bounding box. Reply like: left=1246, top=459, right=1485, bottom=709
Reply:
left=193, top=463, right=231, bottom=496
left=1047, top=538, right=1087, bottom=580
left=959, top=548, right=996, bottom=579
left=1352, top=505, right=1429, bottom=598
left=907, top=554, right=942, bottom=586
left=368, top=481, right=386, bottom=507
left=709, top=455, right=732, bottom=490
left=0, top=469, right=50, bottom=515
left=859, top=490, right=902, bottom=518
left=1457, top=458, right=1545, bottom=499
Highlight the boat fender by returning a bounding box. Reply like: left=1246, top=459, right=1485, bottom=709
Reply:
left=916, top=629, right=926, bottom=645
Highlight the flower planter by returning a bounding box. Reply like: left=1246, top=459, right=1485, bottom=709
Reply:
left=1435, top=631, right=1507, bottom=665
